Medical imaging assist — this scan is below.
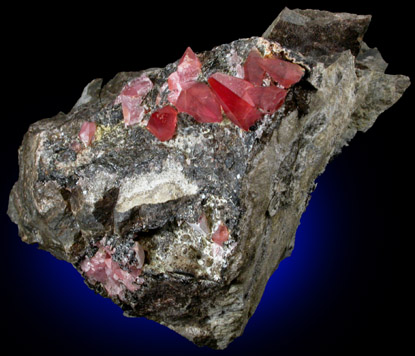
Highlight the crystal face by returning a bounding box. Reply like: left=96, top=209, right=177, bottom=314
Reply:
left=260, top=56, right=305, bottom=88
left=147, top=105, right=178, bottom=141
left=168, top=47, right=202, bottom=105
left=79, top=121, right=96, bottom=146
left=212, top=223, right=229, bottom=246
left=116, top=76, right=153, bottom=126
left=243, top=49, right=305, bottom=88
left=246, top=86, right=287, bottom=114
left=243, top=49, right=267, bottom=86
left=176, top=82, right=223, bottom=123
left=208, top=73, right=262, bottom=131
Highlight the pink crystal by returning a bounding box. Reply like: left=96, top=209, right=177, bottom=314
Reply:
left=79, top=121, right=97, bottom=147
left=246, top=86, right=288, bottom=114
left=147, top=105, right=178, bottom=141
left=80, top=242, right=144, bottom=299
left=243, top=49, right=266, bottom=86
left=228, top=49, right=245, bottom=78
left=176, top=82, right=223, bottom=123
left=120, top=96, right=145, bottom=127
left=208, top=73, right=262, bottom=131
left=188, top=213, right=210, bottom=236
left=243, top=49, right=304, bottom=88
left=260, top=57, right=305, bottom=88
left=212, top=222, right=229, bottom=246
left=167, top=47, right=202, bottom=105
left=115, top=76, right=153, bottom=126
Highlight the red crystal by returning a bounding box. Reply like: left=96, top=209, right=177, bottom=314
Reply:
left=246, top=86, right=287, bottom=114
left=243, top=49, right=304, bottom=88
left=243, top=49, right=266, bottom=86
left=147, top=105, right=178, bottom=141
left=79, top=121, right=97, bottom=147
left=168, top=47, right=202, bottom=105
left=212, top=223, right=229, bottom=246
left=176, top=82, right=223, bottom=123
left=208, top=73, right=261, bottom=131
left=260, top=57, right=304, bottom=88
left=116, top=76, right=153, bottom=126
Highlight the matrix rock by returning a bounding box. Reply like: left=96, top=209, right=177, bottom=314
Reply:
left=7, top=8, right=409, bottom=349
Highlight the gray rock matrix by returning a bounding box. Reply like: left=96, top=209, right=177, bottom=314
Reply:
left=7, top=8, right=410, bottom=349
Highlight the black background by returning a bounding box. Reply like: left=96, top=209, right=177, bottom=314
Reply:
left=1, top=2, right=413, bottom=355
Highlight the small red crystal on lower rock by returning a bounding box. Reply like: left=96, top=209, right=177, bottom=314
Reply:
left=147, top=105, right=178, bottom=141
left=212, top=223, right=229, bottom=246
left=176, top=82, right=223, bottom=123
left=79, top=121, right=97, bottom=147
left=208, top=73, right=261, bottom=131
left=246, top=86, right=287, bottom=114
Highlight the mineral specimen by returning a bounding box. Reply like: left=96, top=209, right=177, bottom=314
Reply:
left=7, top=7, right=409, bottom=350
left=115, top=75, right=153, bottom=126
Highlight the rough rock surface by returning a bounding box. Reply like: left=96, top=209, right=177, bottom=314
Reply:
left=7, top=8, right=409, bottom=349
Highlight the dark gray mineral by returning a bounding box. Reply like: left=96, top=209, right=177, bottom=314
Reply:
left=7, top=8, right=410, bottom=349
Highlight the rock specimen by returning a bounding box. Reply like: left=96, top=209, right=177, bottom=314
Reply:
left=7, top=8, right=409, bottom=349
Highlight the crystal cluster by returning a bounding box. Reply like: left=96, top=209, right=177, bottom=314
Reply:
left=78, top=47, right=305, bottom=146
left=80, top=240, right=145, bottom=299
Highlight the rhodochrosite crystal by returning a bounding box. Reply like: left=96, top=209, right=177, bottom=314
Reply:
left=246, top=86, right=287, bottom=114
left=243, top=48, right=305, bottom=88
left=168, top=47, right=202, bottom=105
left=261, top=57, right=305, bottom=88
left=79, top=121, right=96, bottom=146
left=212, top=223, right=229, bottom=246
left=208, top=73, right=262, bottom=130
left=7, top=8, right=409, bottom=350
left=176, top=82, right=223, bottom=123
left=116, top=76, right=153, bottom=126
left=147, top=105, right=178, bottom=141
left=80, top=241, right=144, bottom=299
left=244, top=49, right=267, bottom=86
